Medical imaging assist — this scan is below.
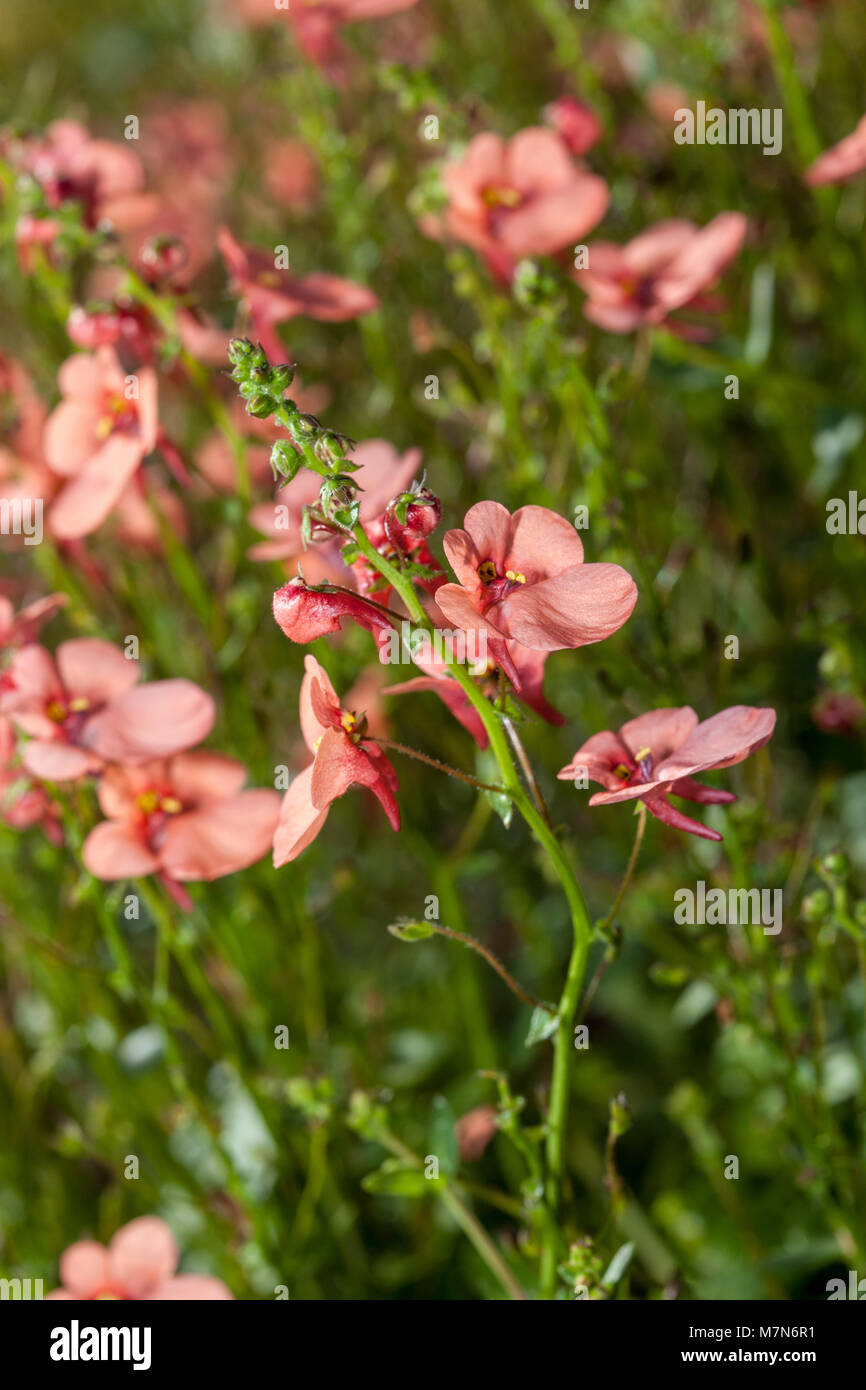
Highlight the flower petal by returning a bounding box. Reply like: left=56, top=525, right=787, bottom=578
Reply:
left=655, top=706, right=776, bottom=781
left=82, top=820, right=159, bottom=879
left=272, top=764, right=329, bottom=866
left=108, top=1217, right=178, bottom=1299
left=160, top=789, right=281, bottom=880
left=56, top=638, right=139, bottom=704
left=499, top=562, right=637, bottom=650
left=145, top=1274, right=234, bottom=1300
left=58, top=1240, right=111, bottom=1299
left=82, top=680, right=215, bottom=761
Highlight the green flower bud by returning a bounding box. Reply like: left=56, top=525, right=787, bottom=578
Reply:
left=802, top=889, right=831, bottom=922
left=246, top=392, right=274, bottom=419
left=821, top=851, right=850, bottom=880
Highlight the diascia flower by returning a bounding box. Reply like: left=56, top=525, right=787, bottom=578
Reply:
left=0, top=639, right=215, bottom=782
left=44, top=348, right=159, bottom=540
left=558, top=705, right=776, bottom=840
left=805, top=113, right=866, bottom=187
left=273, top=654, right=399, bottom=866
left=434, top=501, right=637, bottom=686
left=440, top=127, right=609, bottom=282
left=217, top=226, right=379, bottom=362
left=82, top=752, right=280, bottom=882
left=46, top=1216, right=232, bottom=1300
left=574, top=213, right=747, bottom=334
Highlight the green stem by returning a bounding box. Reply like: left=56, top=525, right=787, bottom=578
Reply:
left=349, top=517, right=595, bottom=1298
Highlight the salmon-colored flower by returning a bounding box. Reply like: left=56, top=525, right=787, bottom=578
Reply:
left=218, top=227, right=378, bottom=362
left=574, top=213, right=747, bottom=334
left=0, top=639, right=214, bottom=782
left=273, top=654, right=399, bottom=866
left=440, top=128, right=609, bottom=282
left=6, top=119, right=157, bottom=232
left=44, top=348, right=159, bottom=539
left=558, top=705, right=776, bottom=840
left=434, top=502, right=637, bottom=686
left=805, top=114, right=866, bottom=187
left=82, top=751, right=280, bottom=882
left=46, top=1216, right=233, bottom=1301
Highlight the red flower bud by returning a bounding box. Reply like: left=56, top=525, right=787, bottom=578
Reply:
left=273, top=578, right=396, bottom=645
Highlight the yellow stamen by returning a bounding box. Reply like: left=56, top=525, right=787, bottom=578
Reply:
left=160, top=796, right=182, bottom=814
left=633, top=746, right=651, bottom=763
left=505, top=569, right=526, bottom=584
left=482, top=186, right=522, bottom=208
left=340, top=711, right=357, bottom=733
left=68, top=696, right=90, bottom=712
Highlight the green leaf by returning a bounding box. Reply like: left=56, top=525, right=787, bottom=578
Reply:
left=601, top=1241, right=634, bottom=1290
left=429, top=1094, right=459, bottom=1176
left=361, top=1159, right=435, bottom=1198
left=387, top=919, right=436, bottom=942
left=525, top=1006, right=559, bottom=1046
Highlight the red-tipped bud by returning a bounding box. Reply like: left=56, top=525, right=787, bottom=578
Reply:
left=273, top=578, right=396, bottom=645
left=545, top=96, right=602, bottom=156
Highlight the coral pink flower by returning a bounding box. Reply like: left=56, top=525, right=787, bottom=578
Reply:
left=440, top=128, right=609, bottom=281
left=558, top=705, right=776, bottom=840
left=43, top=348, right=159, bottom=539
left=805, top=114, right=866, bottom=187
left=248, top=439, right=421, bottom=561
left=545, top=97, right=602, bottom=156
left=434, top=502, right=637, bottom=686
left=218, top=227, right=378, bottom=362
left=0, top=639, right=214, bottom=782
left=46, top=1216, right=232, bottom=1301
left=273, top=654, right=399, bottom=866
left=82, top=751, right=280, bottom=882
left=575, top=213, right=747, bottom=334
left=8, top=120, right=157, bottom=232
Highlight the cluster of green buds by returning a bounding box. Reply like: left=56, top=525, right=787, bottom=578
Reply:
left=803, top=851, right=866, bottom=939
left=228, top=337, right=362, bottom=531
left=560, top=1237, right=606, bottom=1300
